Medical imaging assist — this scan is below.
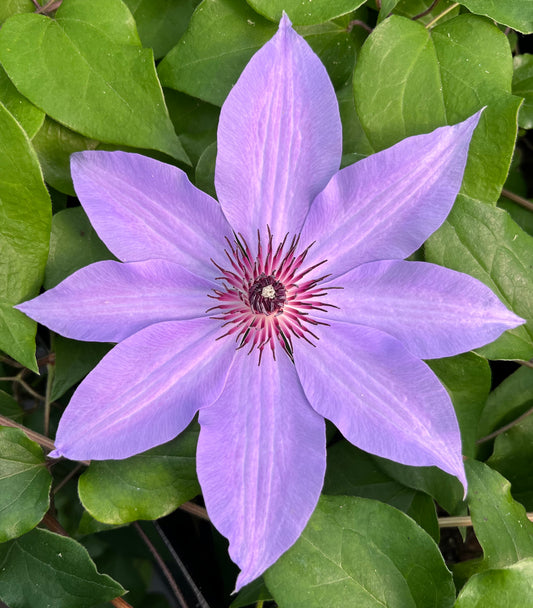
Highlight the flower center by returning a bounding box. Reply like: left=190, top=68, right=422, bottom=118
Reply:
left=208, top=230, right=335, bottom=361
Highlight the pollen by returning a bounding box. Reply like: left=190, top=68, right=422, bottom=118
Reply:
left=261, top=285, right=276, bottom=299
left=208, top=228, right=338, bottom=362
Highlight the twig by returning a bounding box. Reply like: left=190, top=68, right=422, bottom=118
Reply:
left=347, top=19, right=373, bottom=33
left=413, top=0, right=440, bottom=20
left=179, top=501, right=209, bottom=521
left=425, top=2, right=459, bottom=28
left=53, top=463, right=84, bottom=495
left=515, top=358, right=533, bottom=369
left=439, top=512, right=533, bottom=527
left=35, top=0, right=63, bottom=14
left=476, top=404, right=533, bottom=444
left=0, top=374, right=45, bottom=402
left=133, top=522, right=189, bottom=608
left=153, top=521, right=211, bottom=608
left=501, top=188, right=533, bottom=212
left=0, top=414, right=56, bottom=451
left=44, top=362, right=55, bottom=436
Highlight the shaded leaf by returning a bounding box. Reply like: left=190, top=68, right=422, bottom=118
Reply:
left=123, top=0, right=200, bottom=59
left=425, top=198, right=533, bottom=360
left=0, top=102, right=51, bottom=371
left=428, top=353, right=491, bottom=457
left=78, top=424, right=199, bottom=524
left=0, top=528, right=124, bottom=608
left=324, top=440, right=439, bottom=541
left=246, top=0, right=366, bottom=25
left=44, top=207, right=114, bottom=291
left=0, top=427, right=51, bottom=542
left=487, top=414, right=533, bottom=510
left=466, top=460, right=533, bottom=570
left=513, top=54, right=533, bottom=130
left=0, top=65, right=44, bottom=138
left=33, top=118, right=98, bottom=196
left=455, top=559, right=533, bottom=607
left=51, top=335, right=111, bottom=402
left=265, top=495, right=455, bottom=608
left=0, top=0, right=188, bottom=162
left=477, top=365, right=533, bottom=443
left=458, top=0, right=533, bottom=34
left=0, top=390, right=24, bottom=422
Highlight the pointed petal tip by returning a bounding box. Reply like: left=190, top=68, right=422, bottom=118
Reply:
left=48, top=448, right=61, bottom=460
left=279, top=11, right=292, bottom=29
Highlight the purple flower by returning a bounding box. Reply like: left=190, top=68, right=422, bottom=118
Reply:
left=18, top=16, right=523, bottom=590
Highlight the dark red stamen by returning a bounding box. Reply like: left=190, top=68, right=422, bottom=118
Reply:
left=209, top=229, right=334, bottom=360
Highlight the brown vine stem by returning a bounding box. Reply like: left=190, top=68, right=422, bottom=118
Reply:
left=0, top=414, right=56, bottom=451
left=438, top=513, right=533, bottom=527
left=425, top=2, right=459, bottom=28
left=476, top=404, right=533, bottom=444
left=501, top=188, right=533, bottom=212
left=35, top=0, right=63, bottom=14
left=413, top=0, right=441, bottom=20
left=0, top=373, right=45, bottom=402
left=133, top=522, right=189, bottom=608
left=179, top=501, right=209, bottom=521
left=516, top=358, right=533, bottom=369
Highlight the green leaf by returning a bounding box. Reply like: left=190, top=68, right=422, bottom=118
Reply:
left=44, top=207, right=114, bottom=291
left=477, top=365, right=533, bottom=441
left=51, top=335, right=111, bottom=402
left=0, top=390, right=24, bottom=422
left=78, top=424, right=200, bottom=524
left=265, top=495, right=455, bottom=608
left=245, top=0, right=366, bottom=25
left=455, top=559, right=533, bottom=607
left=230, top=578, right=273, bottom=608
left=0, top=65, right=44, bottom=138
left=159, top=0, right=362, bottom=106
left=425, top=198, right=533, bottom=360
left=0, top=427, right=51, bottom=542
left=33, top=118, right=98, bottom=196
left=0, top=528, right=125, bottom=608
left=165, top=89, right=219, bottom=165
left=487, top=414, right=533, bottom=510
left=427, top=353, right=491, bottom=457
left=353, top=15, right=521, bottom=204
left=0, top=0, right=189, bottom=163
left=123, top=0, right=200, bottom=59
left=466, top=460, right=533, bottom=570
left=393, top=0, right=460, bottom=25
left=513, top=54, right=533, bottom=129
left=0, top=0, right=34, bottom=24
left=195, top=141, right=217, bottom=198
left=324, top=441, right=439, bottom=540
left=0, top=102, right=51, bottom=371
left=457, top=0, right=533, bottom=34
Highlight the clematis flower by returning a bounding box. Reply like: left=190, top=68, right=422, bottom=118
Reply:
left=18, top=15, right=523, bottom=590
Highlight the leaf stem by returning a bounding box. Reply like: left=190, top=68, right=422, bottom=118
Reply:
left=425, top=2, right=459, bottom=28
left=413, top=0, right=441, bottom=20
left=476, top=404, right=533, bottom=444
left=0, top=373, right=45, bottom=402
left=44, top=362, right=55, bottom=437
left=0, top=414, right=56, bottom=450
left=438, top=513, right=533, bottom=527
left=133, top=522, right=190, bottom=608
left=501, top=188, right=533, bottom=212
left=179, top=501, right=209, bottom=521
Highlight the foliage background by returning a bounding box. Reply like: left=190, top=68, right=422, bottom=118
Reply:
left=1, top=0, right=533, bottom=606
